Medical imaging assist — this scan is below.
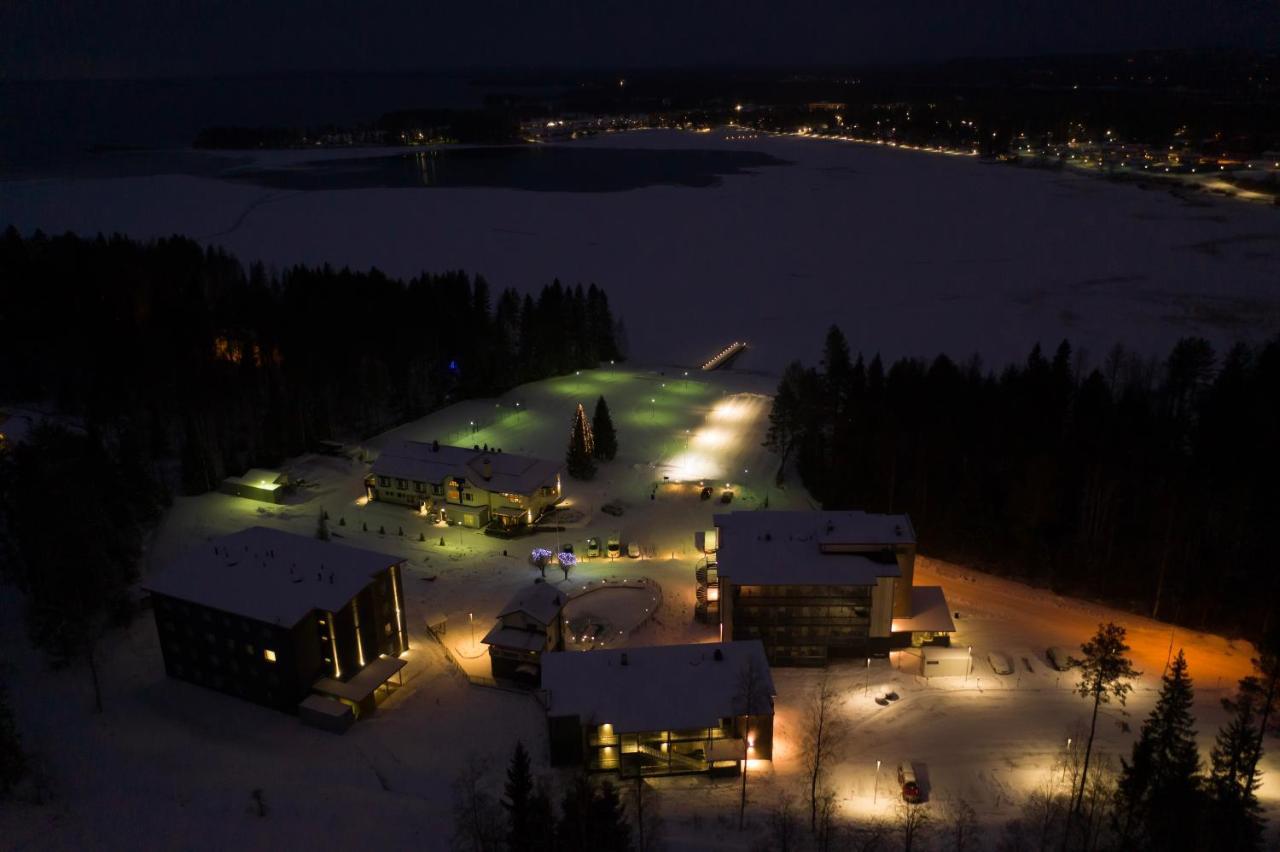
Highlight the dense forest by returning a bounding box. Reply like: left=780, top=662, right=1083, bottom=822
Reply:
left=0, top=228, right=623, bottom=494
left=767, top=326, right=1280, bottom=641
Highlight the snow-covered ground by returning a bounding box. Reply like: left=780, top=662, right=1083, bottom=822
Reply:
left=3, top=365, right=1276, bottom=850
left=3, top=130, right=1278, bottom=371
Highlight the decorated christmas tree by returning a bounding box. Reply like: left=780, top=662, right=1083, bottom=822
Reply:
left=566, top=403, right=597, bottom=480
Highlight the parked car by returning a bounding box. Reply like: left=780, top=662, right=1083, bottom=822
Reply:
left=898, top=763, right=922, bottom=803
left=1047, top=647, right=1076, bottom=671
left=719, top=490, right=734, bottom=504
left=607, top=537, right=621, bottom=558
left=586, top=537, right=601, bottom=558
left=988, top=652, right=1014, bottom=675
left=601, top=501, right=625, bottom=517
left=627, top=541, right=641, bottom=558
left=699, top=486, right=713, bottom=501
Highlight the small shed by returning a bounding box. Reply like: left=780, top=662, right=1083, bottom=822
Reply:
left=219, top=468, right=290, bottom=504
left=921, top=645, right=972, bottom=678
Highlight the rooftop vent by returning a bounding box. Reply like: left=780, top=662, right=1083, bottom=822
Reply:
left=713, top=648, right=724, bottom=661
left=431, top=439, right=440, bottom=452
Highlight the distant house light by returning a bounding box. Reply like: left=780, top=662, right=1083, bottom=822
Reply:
left=263, top=649, right=277, bottom=662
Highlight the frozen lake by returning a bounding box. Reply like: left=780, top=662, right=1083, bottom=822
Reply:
left=3, top=129, right=1278, bottom=371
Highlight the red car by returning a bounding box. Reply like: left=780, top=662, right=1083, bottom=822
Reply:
left=898, top=764, right=922, bottom=803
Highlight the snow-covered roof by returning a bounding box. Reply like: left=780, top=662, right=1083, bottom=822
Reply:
left=541, top=641, right=775, bottom=733
left=714, top=511, right=910, bottom=586
left=371, top=441, right=559, bottom=495
left=891, top=586, right=955, bottom=634
left=715, top=510, right=915, bottom=547
left=496, top=581, right=565, bottom=625
left=223, top=468, right=288, bottom=489
left=482, top=625, right=547, bottom=652
left=143, top=527, right=404, bottom=626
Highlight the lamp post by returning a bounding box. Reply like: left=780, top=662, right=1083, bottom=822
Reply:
left=874, top=759, right=881, bottom=804
left=650, top=398, right=656, bottom=421
left=865, top=657, right=871, bottom=695
left=469, top=612, right=475, bottom=651
left=965, top=644, right=972, bottom=684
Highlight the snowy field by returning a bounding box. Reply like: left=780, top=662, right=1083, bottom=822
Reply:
left=3, top=130, right=1279, bottom=371
left=3, top=365, right=1277, bottom=850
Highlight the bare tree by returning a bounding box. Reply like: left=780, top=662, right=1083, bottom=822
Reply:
left=755, top=793, right=801, bottom=852
left=815, top=789, right=841, bottom=852
left=735, top=655, right=772, bottom=830
left=941, top=796, right=980, bottom=852
left=452, top=754, right=499, bottom=852
left=803, top=671, right=847, bottom=832
left=631, top=774, right=664, bottom=852
left=895, top=799, right=932, bottom=852
left=1064, top=622, right=1138, bottom=848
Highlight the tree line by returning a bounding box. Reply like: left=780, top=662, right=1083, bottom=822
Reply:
left=0, top=228, right=623, bottom=495
left=767, top=326, right=1280, bottom=641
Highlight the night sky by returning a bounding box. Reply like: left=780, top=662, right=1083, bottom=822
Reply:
left=4, top=0, right=1278, bottom=79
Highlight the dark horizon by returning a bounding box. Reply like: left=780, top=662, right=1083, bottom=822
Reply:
left=4, top=0, right=1278, bottom=81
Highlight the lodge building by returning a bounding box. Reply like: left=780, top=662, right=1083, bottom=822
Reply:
left=698, top=511, right=954, bottom=667
left=541, top=641, right=775, bottom=777
left=482, top=580, right=567, bottom=683
left=366, top=440, right=562, bottom=533
left=144, top=527, right=410, bottom=727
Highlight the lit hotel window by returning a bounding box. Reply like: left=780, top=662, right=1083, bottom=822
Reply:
left=263, top=649, right=277, bottom=663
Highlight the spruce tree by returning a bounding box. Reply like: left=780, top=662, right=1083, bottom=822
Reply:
left=566, top=404, right=596, bottom=480
left=503, top=741, right=535, bottom=852
left=589, top=780, right=632, bottom=852
left=1206, top=679, right=1265, bottom=852
left=1114, top=650, right=1203, bottom=850
left=592, top=396, right=618, bottom=461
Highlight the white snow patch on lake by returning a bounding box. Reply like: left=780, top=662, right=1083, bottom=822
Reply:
left=3, top=129, right=1278, bottom=372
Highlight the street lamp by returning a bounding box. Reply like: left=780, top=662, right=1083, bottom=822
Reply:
left=874, top=759, right=882, bottom=804
left=469, top=612, right=475, bottom=650
left=650, top=398, right=656, bottom=420
left=865, top=657, right=871, bottom=695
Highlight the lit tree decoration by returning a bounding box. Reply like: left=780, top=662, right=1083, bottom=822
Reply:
left=565, top=403, right=597, bottom=480
left=530, top=547, right=553, bottom=578
left=557, top=551, right=576, bottom=580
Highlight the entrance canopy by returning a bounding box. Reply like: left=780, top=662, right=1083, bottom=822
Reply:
left=312, top=655, right=407, bottom=703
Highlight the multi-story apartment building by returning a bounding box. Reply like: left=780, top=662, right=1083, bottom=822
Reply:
left=366, top=440, right=562, bottom=533
left=701, top=511, right=953, bottom=667
left=144, top=527, right=410, bottom=722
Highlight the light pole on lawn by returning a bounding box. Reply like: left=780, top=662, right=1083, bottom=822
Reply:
left=650, top=397, right=656, bottom=421
left=865, top=656, right=871, bottom=696
left=469, top=612, right=475, bottom=651
left=965, top=644, right=972, bottom=685
left=874, top=759, right=881, bottom=804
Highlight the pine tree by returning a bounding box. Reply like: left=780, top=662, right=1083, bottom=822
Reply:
left=591, top=396, right=618, bottom=461
left=1113, top=650, right=1203, bottom=850
left=1066, top=623, right=1139, bottom=846
left=1206, top=678, right=1265, bottom=852
left=566, top=404, right=596, bottom=480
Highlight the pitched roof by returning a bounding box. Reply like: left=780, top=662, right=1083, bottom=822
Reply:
left=371, top=441, right=559, bottom=495
left=143, top=527, right=403, bottom=626
left=497, top=581, right=566, bottom=625
left=541, top=641, right=775, bottom=733
left=714, top=510, right=912, bottom=586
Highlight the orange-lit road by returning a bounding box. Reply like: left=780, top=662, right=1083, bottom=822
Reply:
left=917, top=556, right=1259, bottom=690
